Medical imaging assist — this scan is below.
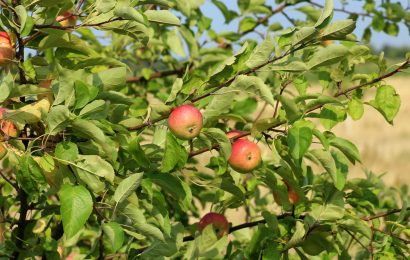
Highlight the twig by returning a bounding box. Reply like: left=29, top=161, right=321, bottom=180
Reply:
left=12, top=189, right=28, bottom=259
left=93, top=205, right=108, bottom=222
left=371, top=226, right=410, bottom=244
left=0, top=169, right=19, bottom=190
left=341, top=227, right=371, bottom=253
left=361, top=207, right=410, bottom=221
left=273, top=80, right=293, bottom=118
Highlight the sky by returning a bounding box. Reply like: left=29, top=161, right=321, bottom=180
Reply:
left=200, top=0, right=410, bottom=49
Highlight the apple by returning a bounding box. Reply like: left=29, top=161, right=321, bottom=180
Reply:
left=0, top=108, right=17, bottom=137
left=198, top=212, right=229, bottom=238
left=57, top=11, right=77, bottom=27
left=283, top=179, right=299, bottom=205
left=226, top=130, right=248, bottom=140
left=168, top=104, right=203, bottom=140
left=228, top=139, right=261, bottom=173
left=0, top=32, right=13, bottom=67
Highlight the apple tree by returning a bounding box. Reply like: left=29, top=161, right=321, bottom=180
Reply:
left=0, top=0, right=409, bottom=258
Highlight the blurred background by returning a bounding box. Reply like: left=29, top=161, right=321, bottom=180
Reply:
left=202, top=0, right=410, bottom=187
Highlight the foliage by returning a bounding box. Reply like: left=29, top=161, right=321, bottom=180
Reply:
left=0, top=0, right=409, bottom=259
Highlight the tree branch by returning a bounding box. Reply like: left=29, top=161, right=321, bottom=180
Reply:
left=12, top=189, right=28, bottom=259
left=361, top=207, right=410, bottom=221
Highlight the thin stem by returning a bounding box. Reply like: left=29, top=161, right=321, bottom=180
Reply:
left=361, top=207, right=410, bottom=221
left=341, top=227, right=370, bottom=253
left=371, top=226, right=410, bottom=244
left=0, top=169, right=19, bottom=190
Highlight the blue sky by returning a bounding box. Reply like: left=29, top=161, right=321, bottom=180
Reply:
left=200, top=0, right=410, bottom=49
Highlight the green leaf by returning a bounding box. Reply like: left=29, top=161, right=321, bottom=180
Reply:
left=9, top=84, right=50, bottom=99
left=239, top=17, right=257, bottom=33
left=161, top=133, right=188, bottom=173
left=122, top=205, right=165, bottom=241
left=55, top=141, right=79, bottom=162
left=279, top=95, right=302, bottom=122
left=245, top=37, right=274, bottom=69
left=308, top=45, right=349, bottom=69
left=3, top=99, right=50, bottom=125
left=203, top=128, right=231, bottom=160
left=339, top=215, right=371, bottom=239
left=148, top=173, right=192, bottom=211
left=270, top=60, right=308, bottom=72
left=288, top=120, right=313, bottom=161
left=310, top=190, right=345, bottom=221
left=113, top=173, right=144, bottom=204
left=321, top=19, right=356, bottom=40
left=16, top=155, right=47, bottom=194
left=292, top=27, right=318, bottom=46
left=230, top=75, right=275, bottom=106
left=310, top=149, right=344, bottom=190
left=73, top=155, right=115, bottom=183
left=314, top=0, right=333, bottom=29
left=347, top=97, right=364, bottom=120
left=0, top=73, right=13, bottom=102
left=211, top=0, right=237, bottom=23
left=368, top=85, right=401, bottom=124
left=329, top=137, right=361, bottom=164
left=144, top=10, right=181, bottom=26
left=46, top=105, right=71, bottom=135
left=71, top=118, right=117, bottom=162
left=166, top=78, right=183, bottom=103
left=114, top=3, right=145, bottom=24
left=102, top=222, right=125, bottom=252
left=59, top=184, right=93, bottom=239
left=319, top=104, right=346, bottom=130
left=79, top=100, right=106, bottom=117
left=15, top=5, right=34, bottom=36
left=283, top=221, right=305, bottom=250
left=93, top=67, right=126, bottom=91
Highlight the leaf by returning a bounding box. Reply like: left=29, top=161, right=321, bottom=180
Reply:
left=310, top=149, right=344, bottom=190
left=73, top=155, right=115, bottom=183
left=283, top=221, right=305, bottom=250
left=203, top=128, right=231, bottom=160
left=148, top=173, right=192, bottom=211
left=230, top=75, right=275, bottom=106
left=329, top=137, right=361, bottom=164
left=270, top=60, right=308, bottom=72
left=314, top=0, right=334, bottom=29
left=166, top=78, right=183, bottom=103
left=319, top=104, right=346, bottom=130
left=71, top=118, right=117, bottom=162
left=15, top=5, right=33, bottom=36
left=114, top=3, right=145, bottom=24
left=0, top=73, right=13, bottom=102
left=279, top=95, right=302, bottom=122
left=55, top=141, right=79, bottom=162
left=203, top=91, right=235, bottom=122
left=321, top=19, right=356, bottom=40
left=310, top=190, right=345, bottom=221
left=46, top=105, right=71, bottom=135
left=144, top=10, right=181, bottom=26
left=308, top=45, right=349, bottom=69
left=239, top=17, right=257, bottom=33
left=251, top=117, right=283, bottom=137
left=113, top=173, right=144, bottom=204
left=93, top=67, right=126, bottom=91
left=245, top=37, right=274, bottom=68
left=347, top=97, right=364, bottom=120
left=161, top=133, right=188, bottom=173
left=4, top=99, right=50, bottom=125
left=9, top=84, right=50, bottom=99
left=79, top=100, right=106, bottom=117
left=59, top=184, right=93, bottom=239
left=368, top=85, right=401, bottom=124
left=102, top=222, right=125, bottom=252
left=288, top=120, right=313, bottom=161
left=339, top=215, right=371, bottom=239
left=16, top=155, right=47, bottom=194
left=292, top=27, right=318, bottom=46
left=122, top=205, right=165, bottom=241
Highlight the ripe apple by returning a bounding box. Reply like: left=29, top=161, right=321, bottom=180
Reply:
left=198, top=212, right=229, bottom=238
left=226, top=130, right=248, bottom=140
left=228, top=139, right=261, bottom=173
left=168, top=104, right=203, bottom=140
left=57, top=11, right=77, bottom=27
left=0, top=108, right=17, bottom=137
left=0, top=32, right=13, bottom=67
left=283, top=179, right=299, bottom=205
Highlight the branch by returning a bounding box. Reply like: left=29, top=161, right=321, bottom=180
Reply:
left=0, top=169, right=19, bottom=190
left=12, top=189, right=28, bottom=259
left=335, top=58, right=410, bottom=97
left=128, top=43, right=308, bottom=132
left=371, top=226, right=410, bottom=244
left=126, top=68, right=184, bottom=83
left=361, top=207, right=410, bottom=221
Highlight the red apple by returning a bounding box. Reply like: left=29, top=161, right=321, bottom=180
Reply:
left=57, top=11, right=77, bottom=27
left=168, top=104, right=203, bottom=140
left=198, top=212, right=229, bottom=238
left=0, top=108, right=17, bottom=137
left=283, top=179, right=299, bottom=205
left=226, top=130, right=248, bottom=140
left=0, top=32, right=13, bottom=66
left=228, top=139, right=261, bottom=173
